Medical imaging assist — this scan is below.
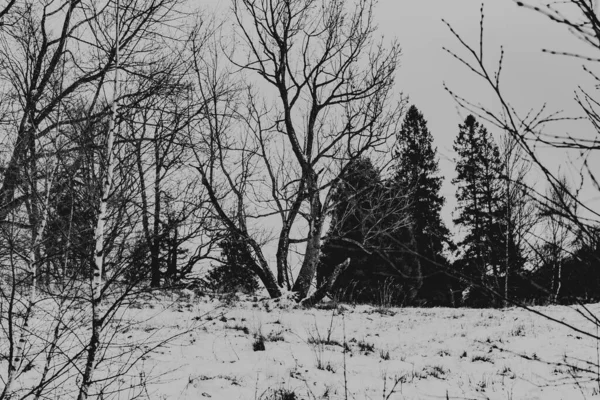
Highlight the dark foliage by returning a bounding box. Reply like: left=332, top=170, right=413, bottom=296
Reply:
left=393, top=105, right=454, bottom=306
left=318, top=157, right=420, bottom=306
left=530, top=226, right=600, bottom=303
left=452, top=115, right=512, bottom=305
left=204, top=232, right=260, bottom=294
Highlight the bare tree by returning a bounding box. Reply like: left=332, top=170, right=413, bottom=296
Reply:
left=500, top=133, right=538, bottom=306
left=537, top=175, right=575, bottom=302
left=0, top=0, right=194, bottom=398
left=189, top=0, right=405, bottom=304
left=130, top=80, right=215, bottom=288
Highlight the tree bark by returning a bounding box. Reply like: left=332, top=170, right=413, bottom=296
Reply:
left=406, top=226, right=423, bottom=304
left=150, top=140, right=162, bottom=287
left=276, top=221, right=295, bottom=290
left=0, top=133, right=28, bottom=222
left=292, top=185, right=324, bottom=298
left=81, top=2, right=120, bottom=396
left=301, top=258, right=350, bottom=307
left=77, top=311, right=101, bottom=400
left=199, top=171, right=282, bottom=298
left=165, top=225, right=178, bottom=284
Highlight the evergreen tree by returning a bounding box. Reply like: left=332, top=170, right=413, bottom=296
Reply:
left=317, top=158, right=381, bottom=290
left=318, top=157, right=419, bottom=305
left=394, top=106, right=449, bottom=262
left=205, top=232, right=260, bottom=294
left=452, top=115, right=506, bottom=303
left=393, top=105, right=452, bottom=304
left=330, top=158, right=382, bottom=245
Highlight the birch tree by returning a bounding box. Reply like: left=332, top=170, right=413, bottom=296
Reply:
left=0, top=0, right=191, bottom=398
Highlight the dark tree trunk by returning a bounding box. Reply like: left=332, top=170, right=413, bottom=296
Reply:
left=0, top=128, right=29, bottom=222
left=150, top=240, right=161, bottom=288
left=165, top=228, right=178, bottom=284
left=276, top=226, right=292, bottom=290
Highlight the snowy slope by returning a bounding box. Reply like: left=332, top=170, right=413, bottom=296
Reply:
left=124, top=295, right=600, bottom=400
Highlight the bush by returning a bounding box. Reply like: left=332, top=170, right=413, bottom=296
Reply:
left=204, top=232, right=260, bottom=294
left=253, top=335, right=266, bottom=351
left=260, top=388, right=298, bottom=400
left=204, top=264, right=259, bottom=294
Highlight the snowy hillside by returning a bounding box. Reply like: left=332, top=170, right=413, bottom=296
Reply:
left=119, top=295, right=600, bottom=400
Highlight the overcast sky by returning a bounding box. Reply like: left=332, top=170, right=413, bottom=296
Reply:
left=372, top=0, right=594, bottom=228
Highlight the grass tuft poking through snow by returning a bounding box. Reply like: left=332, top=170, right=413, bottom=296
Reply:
left=252, top=334, right=266, bottom=351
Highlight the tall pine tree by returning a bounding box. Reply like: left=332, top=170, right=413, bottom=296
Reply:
left=394, top=106, right=449, bottom=260
left=393, top=105, right=452, bottom=304
left=453, top=115, right=506, bottom=305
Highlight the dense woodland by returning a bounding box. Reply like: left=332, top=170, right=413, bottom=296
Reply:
left=0, top=0, right=598, bottom=312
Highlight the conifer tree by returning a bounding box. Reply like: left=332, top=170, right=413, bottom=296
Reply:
left=452, top=115, right=506, bottom=301
left=317, top=158, right=381, bottom=289
left=205, top=232, right=260, bottom=294
left=318, top=157, right=418, bottom=305
left=393, top=105, right=452, bottom=304
left=394, top=106, right=449, bottom=262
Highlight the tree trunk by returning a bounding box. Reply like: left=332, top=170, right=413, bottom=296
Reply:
left=82, top=3, right=119, bottom=395
left=165, top=227, right=178, bottom=284
left=405, top=226, right=423, bottom=304
left=77, top=309, right=101, bottom=400
left=292, top=188, right=324, bottom=299
left=554, top=259, right=562, bottom=303
left=150, top=132, right=162, bottom=287
left=292, top=233, right=321, bottom=298
left=243, top=243, right=281, bottom=298
left=276, top=226, right=292, bottom=290
left=449, top=285, right=456, bottom=308
left=255, top=265, right=282, bottom=298
left=0, top=118, right=30, bottom=223
left=150, top=238, right=161, bottom=287
left=301, top=258, right=350, bottom=307
left=505, top=162, right=510, bottom=308
left=93, top=88, right=119, bottom=296
left=5, top=161, right=54, bottom=399
left=276, top=185, right=304, bottom=290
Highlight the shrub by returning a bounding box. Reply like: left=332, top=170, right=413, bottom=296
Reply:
left=471, top=354, right=493, bottom=363
left=357, top=340, right=375, bottom=354
left=253, top=335, right=266, bottom=351
left=204, top=233, right=260, bottom=294
left=260, top=388, right=298, bottom=400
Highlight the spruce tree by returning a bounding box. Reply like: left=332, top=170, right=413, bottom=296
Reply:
left=393, top=105, right=452, bottom=304
left=394, top=105, right=449, bottom=261
left=452, top=115, right=506, bottom=303
left=318, top=157, right=419, bottom=305
left=205, top=232, right=260, bottom=294
left=317, top=158, right=381, bottom=290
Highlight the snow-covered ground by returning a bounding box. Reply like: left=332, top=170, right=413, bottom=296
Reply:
left=125, top=294, right=600, bottom=400
left=4, top=292, right=600, bottom=399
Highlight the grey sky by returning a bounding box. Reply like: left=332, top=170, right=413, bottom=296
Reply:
left=373, top=0, right=593, bottom=228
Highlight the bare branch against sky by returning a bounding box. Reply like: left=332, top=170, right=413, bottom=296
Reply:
left=195, top=0, right=594, bottom=229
